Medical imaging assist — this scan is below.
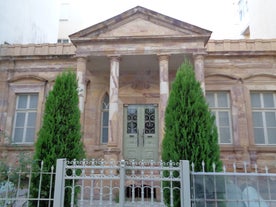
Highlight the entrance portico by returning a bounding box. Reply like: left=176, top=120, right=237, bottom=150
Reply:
left=70, top=6, right=211, bottom=161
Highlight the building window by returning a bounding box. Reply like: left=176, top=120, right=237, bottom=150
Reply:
left=238, top=0, right=249, bottom=21
left=101, top=93, right=109, bottom=144
left=57, top=39, right=69, bottom=43
left=206, top=92, right=232, bottom=144
left=12, top=94, right=38, bottom=144
left=251, top=92, right=276, bottom=145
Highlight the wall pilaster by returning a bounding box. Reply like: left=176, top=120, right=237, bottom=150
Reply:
left=194, top=54, right=205, bottom=94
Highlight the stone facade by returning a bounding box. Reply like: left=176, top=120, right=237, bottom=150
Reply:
left=1, top=6, right=276, bottom=172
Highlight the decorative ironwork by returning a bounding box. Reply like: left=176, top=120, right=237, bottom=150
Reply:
left=144, top=107, right=155, bottom=134
left=127, top=107, right=137, bottom=134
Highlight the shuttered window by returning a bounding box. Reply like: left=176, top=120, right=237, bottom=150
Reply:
left=251, top=92, right=276, bottom=145
left=206, top=92, right=232, bottom=144
left=12, top=94, right=38, bottom=144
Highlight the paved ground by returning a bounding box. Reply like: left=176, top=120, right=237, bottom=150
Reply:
left=79, top=200, right=166, bottom=207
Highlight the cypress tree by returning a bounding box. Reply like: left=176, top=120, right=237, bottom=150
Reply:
left=162, top=60, right=222, bottom=206
left=30, top=70, right=85, bottom=206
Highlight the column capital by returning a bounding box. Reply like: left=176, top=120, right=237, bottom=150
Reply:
left=157, top=54, right=170, bottom=61
left=108, top=55, right=121, bottom=62
left=193, top=52, right=206, bottom=59
left=76, top=56, right=87, bottom=62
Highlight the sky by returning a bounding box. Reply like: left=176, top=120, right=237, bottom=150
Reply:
left=0, top=0, right=241, bottom=44
left=72, top=0, right=241, bottom=39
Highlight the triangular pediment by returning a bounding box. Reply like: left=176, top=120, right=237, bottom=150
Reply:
left=97, top=18, right=186, bottom=37
left=70, top=6, right=211, bottom=43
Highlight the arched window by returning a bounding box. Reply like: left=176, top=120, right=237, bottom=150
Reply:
left=101, top=93, right=109, bottom=144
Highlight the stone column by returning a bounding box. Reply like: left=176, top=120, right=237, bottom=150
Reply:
left=194, top=54, right=205, bottom=94
left=108, top=56, right=120, bottom=147
left=77, top=57, right=87, bottom=126
left=158, top=55, right=169, bottom=144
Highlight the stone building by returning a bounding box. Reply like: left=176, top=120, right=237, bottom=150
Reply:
left=1, top=6, right=276, bottom=171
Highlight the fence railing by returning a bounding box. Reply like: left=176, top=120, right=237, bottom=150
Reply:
left=1, top=159, right=276, bottom=207
left=0, top=161, right=55, bottom=207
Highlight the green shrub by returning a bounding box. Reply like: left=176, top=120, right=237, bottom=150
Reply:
left=30, top=70, right=85, bottom=207
left=162, top=60, right=223, bottom=206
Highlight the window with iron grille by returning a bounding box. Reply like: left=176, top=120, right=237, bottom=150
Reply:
left=251, top=92, right=276, bottom=145
left=101, top=93, right=109, bottom=144
left=12, top=94, right=38, bottom=144
left=206, top=92, right=232, bottom=144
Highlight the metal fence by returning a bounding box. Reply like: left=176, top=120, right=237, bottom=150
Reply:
left=0, top=161, right=55, bottom=207
left=1, top=159, right=276, bottom=207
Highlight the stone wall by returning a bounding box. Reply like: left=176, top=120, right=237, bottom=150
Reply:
left=1, top=40, right=276, bottom=172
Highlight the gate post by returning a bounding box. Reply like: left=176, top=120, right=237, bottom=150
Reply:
left=180, top=160, right=191, bottom=207
left=53, top=159, right=66, bottom=207
left=119, top=160, right=125, bottom=206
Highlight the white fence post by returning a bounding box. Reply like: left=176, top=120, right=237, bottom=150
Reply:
left=53, top=159, right=66, bottom=207
left=119, top=160, right=125, bottom=206
left=180, top=160, right=191, bottom=207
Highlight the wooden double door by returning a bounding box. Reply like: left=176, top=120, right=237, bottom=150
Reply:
left=123, top=105, right=159, bottom=161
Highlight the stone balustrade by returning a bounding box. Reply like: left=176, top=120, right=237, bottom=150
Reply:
left=1, top=39, right=276, bottom=58
left=207, top=39, right=276, bottom=53
left=0, top=43, right=76, bottom=57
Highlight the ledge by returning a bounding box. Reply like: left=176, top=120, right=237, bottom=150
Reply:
left=207, top=39, right=276, bottom=55
left=0, top=43, right=76, bottom=57
left=220, top=145, right=244, bottom=152
left=0, top=144, right=34, bottom=151
left=248, top=146, right=276, bottom=153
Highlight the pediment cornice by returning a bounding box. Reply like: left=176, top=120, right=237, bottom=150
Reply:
left=70, top=6, right=212, bottom=46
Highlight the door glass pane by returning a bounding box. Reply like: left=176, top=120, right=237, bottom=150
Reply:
left=254, top=128, right=265, bottom=144
left=17, top=95, right=28, bottom=109
left=144, top=107, right=155, bottom=134
left=263, top=93, right=274, bottom=107
left=251, top=93, right=261, bottom=108
left=217, top=93, right=228, bottom=107
left=127, top=107, right=137, bottom=134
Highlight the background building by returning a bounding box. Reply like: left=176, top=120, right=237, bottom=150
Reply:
left=0, top=0, right=60, bottom=44
left=236, top=0, right=276, bottom=38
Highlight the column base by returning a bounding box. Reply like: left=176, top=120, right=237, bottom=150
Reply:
left=104, top=147, right=121, bottom=161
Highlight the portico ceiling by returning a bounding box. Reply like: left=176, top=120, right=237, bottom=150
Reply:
left=86, top=53, right=190, bottom=73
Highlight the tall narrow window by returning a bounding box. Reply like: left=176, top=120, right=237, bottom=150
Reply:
left=206, top=92, right=232, bottom=144
left=101, top=93, right=109, bottom=144
left=12, top=94, right=38, bottom=144
left=251, top=92, right=276, bottom=145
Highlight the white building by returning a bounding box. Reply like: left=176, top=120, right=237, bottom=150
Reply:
left=58, top=0, right=84, bottom=43
left=237, top=0, right=276, bottom=38
left=0, top=0, right=59, bottom=44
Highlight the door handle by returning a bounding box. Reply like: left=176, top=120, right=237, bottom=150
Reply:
left=137, top=130, right=139, bottom=147
left=142, top=129, right=145, bottom=147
